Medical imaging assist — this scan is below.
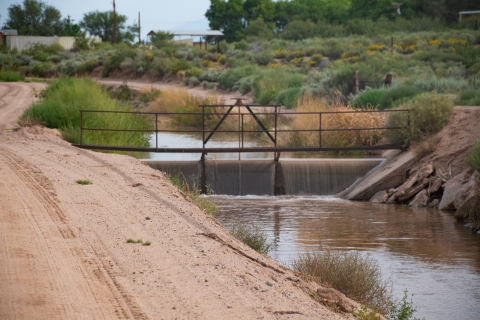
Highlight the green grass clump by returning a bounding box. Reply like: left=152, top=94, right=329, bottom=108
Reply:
left=378, top=85, right=423, bottom=110
left=126, top=238, right=151, bottom=245
left=353, top=88, right=387, bottom=108
left=456, top=88, right=480, bottom=106
left=167, top=172, right=217, bottom=216
left=291, top=249, right=391, bottom=314
left=0, top=69, right=25, bottom=82
left=468, top=139, right=480, bottom=172
left=386, top=93, right=453, bottom=145
left=21, top=77, right=152, bottom=147
left=76, top=179, right=92, bottom=185
left=276, top=87, right=302, bottom=109
left=229, top=222, right=271, bottom=255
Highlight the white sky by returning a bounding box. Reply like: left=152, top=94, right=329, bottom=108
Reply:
left=1, top=0, right=212, bottom=39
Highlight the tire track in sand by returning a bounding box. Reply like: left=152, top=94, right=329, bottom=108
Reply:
left=0, top=147, right=148, bottom=319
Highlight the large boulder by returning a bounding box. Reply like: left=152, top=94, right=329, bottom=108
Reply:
left=438, top=170, right=470, bottom=210
left=398, top=178, right=431, bottom=202
left=428, top=178, right=443, bottom=194
left=454, top=194, right=480, bottom=221
left=370, top=190, right=389, bottom=203
left=409, top=189, right=429, bottom=208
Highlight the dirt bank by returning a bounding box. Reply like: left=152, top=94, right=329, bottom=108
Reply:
left=0, top=82, right=352, bottom=319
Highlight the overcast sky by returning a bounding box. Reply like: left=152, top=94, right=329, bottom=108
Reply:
left=1, top=0, right=212, bottom=38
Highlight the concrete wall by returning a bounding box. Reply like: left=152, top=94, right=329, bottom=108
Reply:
left=6, top=36, right=101, bottom=51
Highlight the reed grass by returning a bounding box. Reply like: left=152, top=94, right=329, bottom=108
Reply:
left=229, top=222, right=272, bottom=255
left=0, top=69, right=25, bottom=82
left=21, top=77, right=152, bottom=147
left=278, top=94, right=387, bottom=148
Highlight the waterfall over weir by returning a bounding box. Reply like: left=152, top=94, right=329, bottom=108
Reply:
left=143, top=159, right=383, bottom=196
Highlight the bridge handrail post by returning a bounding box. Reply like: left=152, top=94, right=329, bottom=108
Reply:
left=319, top=113, right=322, bottom=150
left=155, top=113, right=158, bottom=152
left=241, top=114, right=244, bottom=151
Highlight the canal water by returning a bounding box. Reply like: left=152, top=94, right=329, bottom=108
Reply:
left=213, top=196, right=480, bottom=320
left=143, top=132, right=480, bottom=319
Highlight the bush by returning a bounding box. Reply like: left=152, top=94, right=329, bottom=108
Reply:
left=353, top=88, right=386, bottom=108
left=254, top=51, right=274, bottom=66
left=468, top=139, right=480, bottom=172
left=218, top=65, right=258, bottom=89
left=291, top=249, right=391, bottom=313
left=276, top=87, right=302, bottom=109
left=31, top=62, right=54, bottom=77
left=378, top=85, right=423, bottom=110
left=456, top=88, right=480, bottom=106
left=21, top=78, right=151, bottom=147
left=229, top=222, right=271, bottom=255
left=386, top=93, right=453, bottom=145
left=102, top=49, right=136, bottom=77
left=0, top=69, right=25, bottom=82
left=139, top=86, right=161, bottom=103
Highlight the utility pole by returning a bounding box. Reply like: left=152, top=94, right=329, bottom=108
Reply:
left=390, top=2, right=403, bottom=22
left=138, top=12, right=141, bottom=44
left=113, top=0, right=117, bottom=44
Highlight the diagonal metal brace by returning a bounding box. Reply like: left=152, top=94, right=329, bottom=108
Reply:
left=245, top=106, right=275, bottom=144
left=203, top=106, right=235, bottom=145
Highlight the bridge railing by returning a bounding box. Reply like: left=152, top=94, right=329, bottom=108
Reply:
left=74, top=106, right=410, bottom=157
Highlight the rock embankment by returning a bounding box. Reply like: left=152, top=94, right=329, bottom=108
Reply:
left=342, top=106, right=480, bottom=227
left=369, top=163, right=479, bottom=221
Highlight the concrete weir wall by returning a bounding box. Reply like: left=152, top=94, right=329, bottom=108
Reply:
left=143, top=159, right=383, bottom=196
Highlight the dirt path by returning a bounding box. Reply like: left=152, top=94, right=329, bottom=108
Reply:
left=96, top=79, right=254, bottom=104
left=0, top=82, right=350, bottom=319
left=0, top=82, right=47, bottom=130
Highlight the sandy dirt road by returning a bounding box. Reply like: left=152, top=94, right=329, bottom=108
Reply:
left=0, top=82, right=47, bottom=130
left=0, top=81, right=352, bottom=319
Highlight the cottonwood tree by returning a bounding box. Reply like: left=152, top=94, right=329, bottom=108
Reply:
left=3, top=0, right=64, bottom=36
left=80, top=11, right=134, bottom=43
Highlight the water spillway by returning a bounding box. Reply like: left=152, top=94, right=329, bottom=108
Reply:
left=143, top=159, right=383, bottom=196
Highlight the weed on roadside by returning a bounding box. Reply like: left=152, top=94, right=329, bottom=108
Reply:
left=76, top=179, right=92, bottom=185
left=126, top=238, right=151, bottom=246
left=229, top=222, right=272, bottom=255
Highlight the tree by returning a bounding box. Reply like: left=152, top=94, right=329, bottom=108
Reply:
left=80, top=11, right=134, bottom=43
left=3, top=0, right=64, bottom=36
left=149, top=31, right=174, bottom=48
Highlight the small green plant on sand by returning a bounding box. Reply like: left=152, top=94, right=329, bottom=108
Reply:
left=353, top=305, right=382, bottom=320
left=167, top=172, right=217, bottom=215
left=126, top=238, right=151, bottom=246
left=76, top=179, right=92, bottom=185
left=387, top=289, right=425, bottom=320
left=229, top=222, right=272, bottom=255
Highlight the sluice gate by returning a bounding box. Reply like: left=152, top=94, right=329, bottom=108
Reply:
left=143, top=159, right=383, bottom=196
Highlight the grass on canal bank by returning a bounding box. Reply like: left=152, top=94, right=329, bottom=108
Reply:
left=20, top=77, right=152, bottom=147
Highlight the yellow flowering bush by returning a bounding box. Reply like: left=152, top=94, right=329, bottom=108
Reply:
left=367, top=44, right=385, bottom=54
left=289, top=58, right=303, bottom=67
left=428, top=39, right=441, bottom=46
left=274, top=49, right=288, bottom=59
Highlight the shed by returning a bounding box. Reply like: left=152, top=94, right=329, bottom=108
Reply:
left=0, top=29, right=18, bottom=46
left=459, top=10, right=480, bottom=21
left=148, top=30, right=224, bottom=51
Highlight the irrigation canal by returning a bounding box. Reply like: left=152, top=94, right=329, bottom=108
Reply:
left=134, top=131, right=480, bottom=319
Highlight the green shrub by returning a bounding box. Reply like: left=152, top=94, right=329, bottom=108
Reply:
left=218, top=65, right=258, bottom=89
left=353, top=88, right=387, bottom=108
left=170, top=59, right=192, bottom=74
left=276, top=87, right=302, bottom=109
left=468, top=139, right=480, bottom=172
left=387, top=290, right=424, bottom=320
left=139, top=87, right=161, bottom=103
left=254, top=51, right=274, bottom=66
left=102, top=49, right=136, bottom=77
left=110, top=81, right=131, bottom=101
left=412, top=77, right=468, bottom=94
left=185, top=67, right=202, bottom=78
left=0, top=69, right=25, bottom=82
left=21, top=78, right=151, bottom=147
left=291, top=249, right=391, bottom=313
left=31, top=62, right=54, bottom=77
left=378, top=85, right=423, bottom=110
left=386, top=93, right=453, bottom=145
left=456, top=88, right=480, bottom=106
left=234, top=40, right=249, bottom=51
left=229, top=222, right=271, bottom=255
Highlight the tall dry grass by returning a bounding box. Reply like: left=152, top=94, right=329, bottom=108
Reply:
left=291, top=249, right=392, bottom=314
left=278, top=95, right=387, bottom=148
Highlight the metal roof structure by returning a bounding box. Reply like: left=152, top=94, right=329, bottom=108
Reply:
left=459, top=10, right=480, bottom=15
left=0, top=29, right=19, bottom=35
left=148, top=30, right=223, bottom=37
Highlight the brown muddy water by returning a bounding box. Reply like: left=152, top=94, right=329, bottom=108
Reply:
left=213, top=196, right=480, bottom=320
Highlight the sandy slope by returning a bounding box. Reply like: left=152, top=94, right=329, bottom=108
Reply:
left=0, top=82, right=350, bottom=319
